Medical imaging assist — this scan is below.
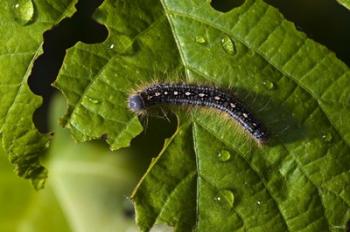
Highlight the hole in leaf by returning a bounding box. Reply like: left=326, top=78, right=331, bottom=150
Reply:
left=28, top=0, right=108, bottom=133
left=128, top=112, right=178, bottom=176
left=265, top=0, right=350, bottom=66
left=210, top=0, right=245, bottom=12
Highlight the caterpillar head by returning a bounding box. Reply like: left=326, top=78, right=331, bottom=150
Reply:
left=128, top=94, right=145, bottom=112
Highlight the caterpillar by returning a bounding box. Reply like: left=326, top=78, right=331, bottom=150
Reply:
left=128, top=83, right=268, bottom=143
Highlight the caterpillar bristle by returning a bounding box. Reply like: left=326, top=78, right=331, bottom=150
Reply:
left=128, top=83, right=268, bottom=143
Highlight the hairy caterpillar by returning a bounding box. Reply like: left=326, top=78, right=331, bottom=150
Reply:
left=128, top=83, right=268, bottom=143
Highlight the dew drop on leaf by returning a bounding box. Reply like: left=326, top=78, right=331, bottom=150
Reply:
left=219, top=190, right=235, bottom=208
left=217, top=150, right=231, bottom=162
left=257, top=200, right=261, bottom=206
left=32, top=178, right=46, bottom=190
left=195, top=35, right=207, bottom=44
left=13, top=0, right=35, bottom=25
left=262, top=80, right=275, bottom=90
left=214, top=195, right=222, bottom=202
left=86, top=97, right=100, bottom=104
left=44, top=141, right=50, bottom=149
left=321, top=132, right=333, bottom=142
left=109, top=44, right=115, bottom=49
left=31, top=169, right=47, bottom=190
left=221, top=35, right=236, bottom=55
left=214, top=190, right=235, bottom=208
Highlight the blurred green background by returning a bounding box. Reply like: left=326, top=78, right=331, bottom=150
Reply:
left=1, top=0, right=350, bottom=231
left=0, top=94, right=175, bottom=232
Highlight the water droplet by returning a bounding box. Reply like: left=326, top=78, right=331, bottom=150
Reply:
left=221, top=35, right=236, bottom=55
left=214, top=190, right=235, bottom=208
left=220, top=190, right=235, bottom=208
left=217, top=150, right=231, bottom=162
left=257, top=200, right=261, bottom=206
left=31, top=168, right=47, bottom=190
left=86, top=97, right=100, bottom=104
left=44, top=141, right=50, bottom=149
left=195, top=35, right=207, bottom=44
left=262, top=80, right=275, bottom=90
left=33, top=178, right=46, bottom=190
left=13, top=0, right=35, bottom=25
left=321, top=132, right=333, bottom=142
left=109, top=44, right=115, bottom=49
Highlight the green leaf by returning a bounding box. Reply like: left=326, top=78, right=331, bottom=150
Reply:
left=55, top=0, right=350, bottom=231
left=0, top=0, right=78, bottom=188
left=0, top=95, right=139, bottom=232
left=132, top=120, right=197, bottom=231
left=54, top=0, right=181, bottom=150
left=337, top=0, right=350, bottom=10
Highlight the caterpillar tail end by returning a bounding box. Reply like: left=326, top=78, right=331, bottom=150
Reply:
left=253, top=130, right=269, bottom=145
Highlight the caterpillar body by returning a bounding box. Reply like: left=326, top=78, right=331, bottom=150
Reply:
left=128, top=83, right=268, bottom=143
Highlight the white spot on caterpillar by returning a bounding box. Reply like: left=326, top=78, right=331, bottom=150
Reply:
left=185, top=92, right=191, bottom=96
left=199, top=93, right=205, bottom=97
left=214, top=96, right=221, bottom=100
left=164, top=91, right=168, bottom=95
left=155, top=92, right=161, bottom=96
left=230, top=103, right=236, bottom=108
left=243, top=113, right=248, bottom=118
left=174, top=91, right=178, bottom=95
